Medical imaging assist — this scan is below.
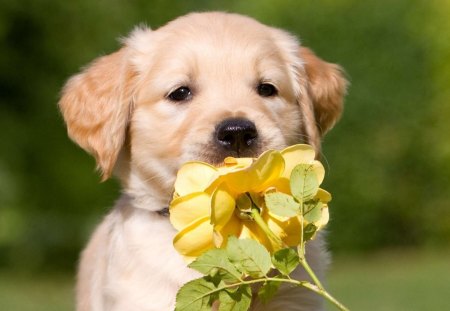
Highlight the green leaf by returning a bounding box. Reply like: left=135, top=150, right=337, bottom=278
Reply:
left=189, top=249, right=242, bottom=282
left=226, top=236, right=271, bottom=278
left=264, top=192, right=300, bottom=217
left=303, top=223, right=318, bottom=242
left=290, top=164, right=319, bottom=202
left=218, top=285, right=252, bottom=311
left=258, top=281, right=281, bottom=304
left=272, top=248, right=300, bottom=275
left=175, top=277, right=220, bottom=311
left=304, top=200, right=323, bottom=223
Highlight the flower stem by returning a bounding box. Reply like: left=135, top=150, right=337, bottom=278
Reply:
left=299, top=256, right=324, bottom=290
left=249, top=204, right=348, bottom=310
left=250, top=207, right=285, bottom=250
left=266, top=278, right=348, bottom=311
left=213, top=277, right=349, bottom=311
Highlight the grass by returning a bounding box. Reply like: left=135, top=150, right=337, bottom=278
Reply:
left=325, top=249, right=450, bottom=311
left=0, top=249, right=448, bottom=310
left=0, top=271, right=74, bottom=311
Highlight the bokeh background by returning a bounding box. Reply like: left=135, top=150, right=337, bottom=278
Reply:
left=1, top=0, right=449, bottom=310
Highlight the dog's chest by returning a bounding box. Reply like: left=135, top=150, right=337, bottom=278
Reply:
left=103, top=206, right=200, bottom=310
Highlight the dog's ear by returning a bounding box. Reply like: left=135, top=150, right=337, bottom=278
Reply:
left=300, top=47, right=347, bottom=135
left=59, top=48, right=135, bottom=180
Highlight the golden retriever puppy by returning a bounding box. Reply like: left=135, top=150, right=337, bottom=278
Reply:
left=59, top=12, right=347, bottom=311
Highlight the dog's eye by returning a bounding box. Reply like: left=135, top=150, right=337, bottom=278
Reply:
left=257, top=83, right=278, bottom=97
left=168, top=87, right=192, bottom=102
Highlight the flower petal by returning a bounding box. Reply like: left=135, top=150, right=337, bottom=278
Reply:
left=270, top=177, right=291, bottom=194
left=174, top=161, right=218, bottom=196
left=213, top=215, right=242, bottom=247
left=169, top=192, right=211, bottom=230
left=173, top=216, right=214, bottom=257
left=280, top=144, right=316, bottom=178
left=264, top=210, right=302, bottom=247
left=211, top=183, right=236, bottom=230
left=239, top=221, right=261, bottom=239
left=225, top=150, right=285, bottom=193
left=238, top=221, right=274, bottom=252
left=315, top=205, right=329, bottom=229
left=220, top=157, right=254, bottom=172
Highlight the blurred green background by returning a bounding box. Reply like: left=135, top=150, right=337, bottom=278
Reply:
left=1, top=0, right=449, bottom=310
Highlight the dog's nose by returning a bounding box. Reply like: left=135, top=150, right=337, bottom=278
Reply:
left=215, top=118, right=258, bottom=153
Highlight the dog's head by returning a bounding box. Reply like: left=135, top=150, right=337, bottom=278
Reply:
left=59, top=12, right=347, bottom=209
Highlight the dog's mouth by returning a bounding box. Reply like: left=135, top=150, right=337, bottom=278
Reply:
left=196, top=144, right=262, bottom=167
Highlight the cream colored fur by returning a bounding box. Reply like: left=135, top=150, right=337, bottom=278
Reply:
left=59, top=12, right=347, bottom=311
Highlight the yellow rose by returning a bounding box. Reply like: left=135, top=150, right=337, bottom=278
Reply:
left=170, top=144, right=329, bottom=261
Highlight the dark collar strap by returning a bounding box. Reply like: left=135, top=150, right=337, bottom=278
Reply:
left=157, top=207, right=169, bottom=217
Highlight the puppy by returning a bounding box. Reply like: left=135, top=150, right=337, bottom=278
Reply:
left=59, top=12, right=347, bottom=311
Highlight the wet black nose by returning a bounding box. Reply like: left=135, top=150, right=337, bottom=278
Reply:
left=215, top=118, right=258, bottom=153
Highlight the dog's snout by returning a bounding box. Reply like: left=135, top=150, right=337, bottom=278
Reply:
left=215, top=118, right=258, bottom=153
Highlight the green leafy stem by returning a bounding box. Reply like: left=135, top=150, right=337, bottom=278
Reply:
left=175, top=164, right=349, bottom=311
left=251, top=203, right=347, bottom=310
left=184, top=274, right=347, bottom=310
left=176, top=235, right=349, bottom=311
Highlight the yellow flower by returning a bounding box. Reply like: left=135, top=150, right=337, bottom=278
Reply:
left=170, top=144, right=329, bottom=261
